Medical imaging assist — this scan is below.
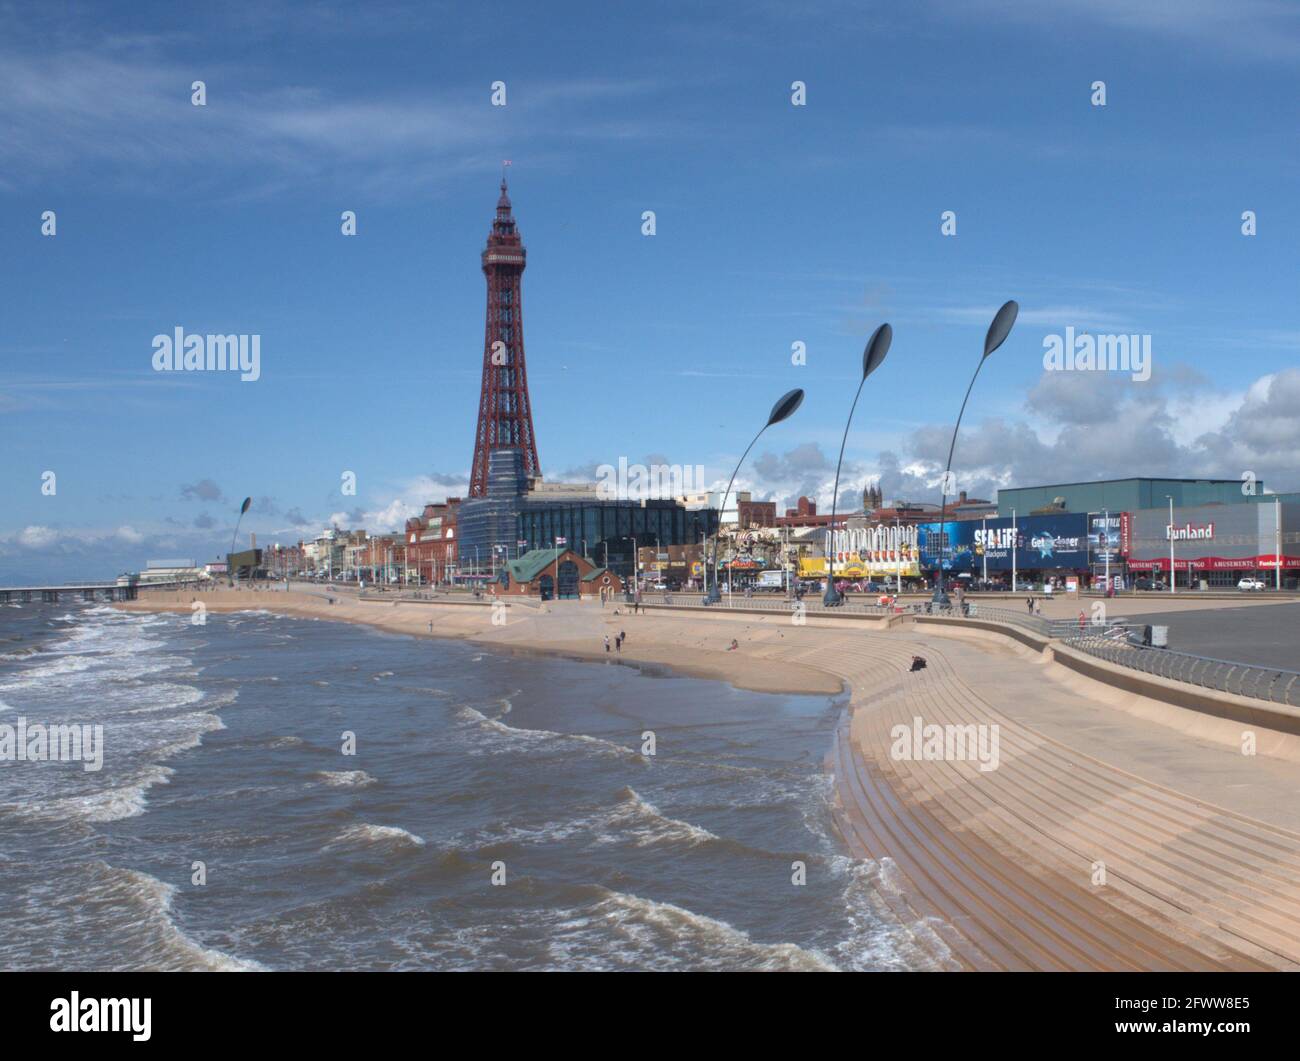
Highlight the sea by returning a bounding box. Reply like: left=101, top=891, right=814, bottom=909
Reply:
left=0, top=601, right=943, bottom=971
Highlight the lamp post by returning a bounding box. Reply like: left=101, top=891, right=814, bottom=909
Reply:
left=933, top=301, right=1018, bottom=606
left=824, top=325, right=892, bottom=606
left=1167, top=495, right=1175, bottom=594
left=706, top=389, right=805, bottom=604
left=1012, top=508, right=1018, bottom=592
left=227, top=496, right=251, bottom=586
left=981, top=515, right=988, bottom=586
left=1103, top=508, right=1111, bottom=592
left=1276, top=495, right=1283, bottom=592
left=895, top=517, right=903, bottom=596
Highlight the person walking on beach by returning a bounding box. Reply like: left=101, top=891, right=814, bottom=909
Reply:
left=604, top=635, right=610, bottom=653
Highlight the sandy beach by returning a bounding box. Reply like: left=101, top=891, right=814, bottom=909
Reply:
left=118, top=584, right=1300, bottom=971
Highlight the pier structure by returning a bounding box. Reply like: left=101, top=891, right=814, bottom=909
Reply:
left=0, top=579, right=198, bottom=604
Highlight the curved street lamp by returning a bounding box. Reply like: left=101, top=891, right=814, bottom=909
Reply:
left=824, top=323, right=893, bottom=606
left=228, top=496, right=252, bottom=585
left=932, top=300, right=1018, bottom=606
left=706, top=388, right=804, bottom=604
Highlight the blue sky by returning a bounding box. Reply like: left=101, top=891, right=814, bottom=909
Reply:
left=2, top=0, right=1298, bottom=582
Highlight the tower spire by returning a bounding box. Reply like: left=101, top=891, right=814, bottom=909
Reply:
left=469, top=174, right=540, bottom=498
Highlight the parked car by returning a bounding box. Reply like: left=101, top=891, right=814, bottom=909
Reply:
left=1237, top=577, right=1266, bottom=591
left=1134, top=577, right=1166, bottom=591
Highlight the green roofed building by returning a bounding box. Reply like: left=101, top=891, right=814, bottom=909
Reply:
left=498, top=548, right=622, bottom=601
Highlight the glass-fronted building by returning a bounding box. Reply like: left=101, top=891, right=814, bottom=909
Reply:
left=456, top=448, right=718, bottom=581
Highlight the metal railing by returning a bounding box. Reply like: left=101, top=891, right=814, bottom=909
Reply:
left=1062, top=631, right=1300, bottom=707
left=909, top=605, right=1102, bottom=637
left=636, top=591, right=893, bottom=619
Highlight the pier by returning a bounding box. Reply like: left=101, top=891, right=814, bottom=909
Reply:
left=0, top=579, right=198, bottom=604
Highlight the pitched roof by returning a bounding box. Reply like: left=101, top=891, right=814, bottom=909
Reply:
left=506, top=548, right=577, bottom=584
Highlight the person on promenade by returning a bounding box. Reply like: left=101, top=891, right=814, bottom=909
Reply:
left=1026, top=596, right=1034, bottom=613
left=604, top=635, right=610, bottom=653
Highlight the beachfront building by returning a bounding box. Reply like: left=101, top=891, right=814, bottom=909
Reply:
left=138, top=559, right=203, bottom=584
left=995, top=477, right=1277, bottom=518
left=1126, top=500, right=1300, bottom=589
left=262, top=542, right=305, bottom=578
left=456, top=448, right=718, bottom=585
left=495, top=548, right=622, bottom=601
left=916, top=512, right=1092, bottom=588
left=404, top=501, right=459, bottom=586
left=817, top=523, right=921, bottom=583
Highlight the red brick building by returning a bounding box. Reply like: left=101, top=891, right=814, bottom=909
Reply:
left=736, top=495, right=777, bottom=528
left=404, top=499, right=460, bottom=585
left=774, top=496, right=847, bottom=530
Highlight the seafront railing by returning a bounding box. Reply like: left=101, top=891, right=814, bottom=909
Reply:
left=636, top=591, right=893, bottom=619
left=1060, top=631, right=1300, bottom=707
left=666, top=593, right=1297, bottom=707
left=914, top=602, right=1300, bottom=707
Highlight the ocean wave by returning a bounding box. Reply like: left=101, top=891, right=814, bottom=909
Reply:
left=466, top=787, right=723, bottom=853
left=89, top=863, right=265, bottom=971
left=826, top=856, right=955, bottom=971
left=152, top=712, right=227, bottom=758
left=14, top=764, right=177, bottom=823
left=327, top=823, right=425, bottom=851
left=315, top=770, right=376, bottom=788
left=455, top=705, right=642, bottom=761
left=605, top=787, right=719, bottom=848
left=550, top=887, right=838, bottom=972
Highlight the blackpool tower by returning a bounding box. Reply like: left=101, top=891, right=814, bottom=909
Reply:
left=468, top=176, right=541, bottom=497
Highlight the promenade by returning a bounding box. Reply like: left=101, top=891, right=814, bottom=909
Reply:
left=119, top=586, right=1300, bottom=970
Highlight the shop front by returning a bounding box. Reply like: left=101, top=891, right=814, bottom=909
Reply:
left=1127, top=502, right=1299, bottom=588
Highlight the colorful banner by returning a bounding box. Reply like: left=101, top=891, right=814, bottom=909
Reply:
left=1128, top=555, right=1300, bottom=572
left=800, top=557, right=920, bottom=579
left=917, top=513, right=1090, bottom=572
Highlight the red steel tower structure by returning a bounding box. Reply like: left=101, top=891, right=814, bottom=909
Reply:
left=468, top=176, right=541, bottom=497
